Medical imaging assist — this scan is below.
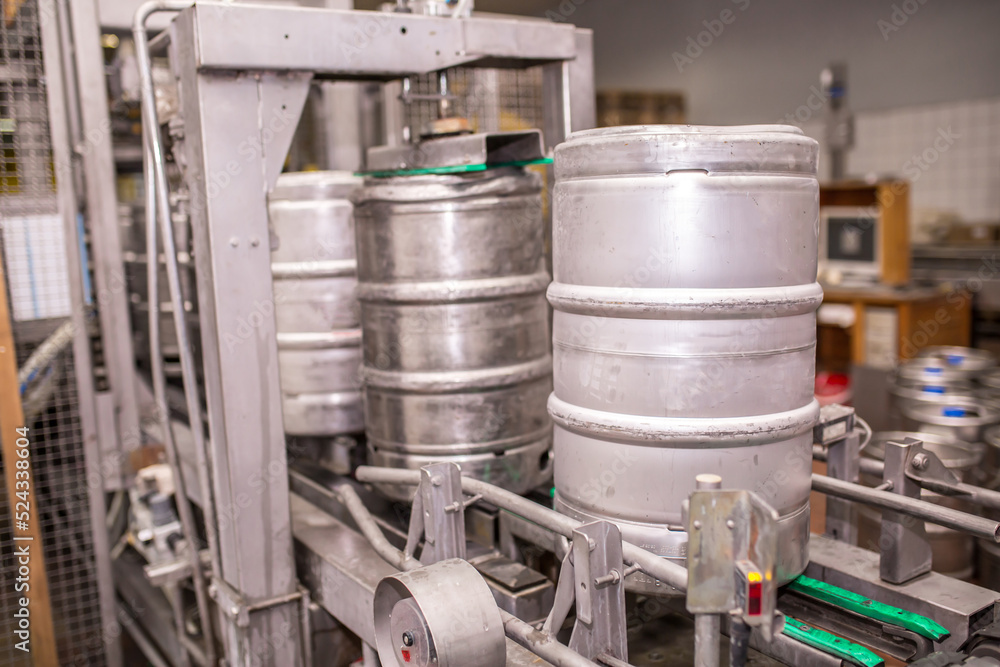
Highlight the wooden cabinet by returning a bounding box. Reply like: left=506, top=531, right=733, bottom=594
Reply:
left=819, top=285, right=972, bottom=370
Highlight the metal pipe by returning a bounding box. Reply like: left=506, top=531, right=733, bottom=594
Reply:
left=340, top=477, right=609, bottom=667
left=335, top=484, right=421, bottom=572
left=812, top=473, right=1000, bottom=541
left=693, top=473, right=722, bottom=667
left=815, top=446, right=1000, bottom=512
left=355, top=466, right=689, bottom=591
left=729, top=619, right=751, bottom=667
left=500, top=609, right=601, bottom=667
left=403, top=490, right=424, bottom=559
left=119, top=603, right=172, bottom=667
left=133, top=4, right=217, bottom=666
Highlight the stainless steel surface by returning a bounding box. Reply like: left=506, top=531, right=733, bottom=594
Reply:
left=419, top=462, right=467, bottom=563
left=134, top=5, right=218, bottom=664
left=354, top=466, right=690, bottom=592
left=501, top=609, right=599, bottom=667
left=548, top=124, right=820, bottom=587
left=902, top=397, right=1000, bottom=444
left=807, top=533, right=1000, bottom=651
left=181, top=4, right=579, bottom=73
left=354, top=166, right=552, bottom=499
left=61, top=0, right=141, bottom=488
left=812, top=473, right=1000, bottom=541
left=374, top=559, right=507, bottom=667
left=269, top=170, right=364, bottom=437
left=366, top=130, right=545, bottom=172
left=915, top=346, right=996, bottom=378
left=879, top=437, right=934, bottom=583
left=169, top=10, right=309, bottom=663
left=567, top=521, right=628, bottom=662
left=859, top=431, right=985, bottom=580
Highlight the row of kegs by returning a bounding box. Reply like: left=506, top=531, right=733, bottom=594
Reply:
left=876, top=346, right=1000, bottom=589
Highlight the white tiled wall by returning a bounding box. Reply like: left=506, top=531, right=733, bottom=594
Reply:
left=801, top=96, right=1000, bottom=225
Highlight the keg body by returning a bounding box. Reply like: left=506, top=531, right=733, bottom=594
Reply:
left=914, top=346, right=995, bottom=379
left=549, top=125, right=820, bottom=585
left=354, top=168, right=553, bottom=499
left=269, top=172, right=364, bottom=437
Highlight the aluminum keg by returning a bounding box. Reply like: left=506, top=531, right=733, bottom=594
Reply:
left=887, top=367, right=976, bottom=430
left=857, top=431, right=984, bottom=580
left=901, top=397, right=1000, bottom=445
left=977, top=369, right=1000, bottom=401
left=548, top=125, right=820, bottom=586
left=914, top=346, right=995, bottom=379
left=269, top=171, right=364, bottom=437
left=354, top=167, right=552, bottom=500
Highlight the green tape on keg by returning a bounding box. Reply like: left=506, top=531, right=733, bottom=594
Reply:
left=356, top=157, right=553, bottom=179
left=783, top=617, right=885, bottom=667
left=787, top=575, right=950, bottom=642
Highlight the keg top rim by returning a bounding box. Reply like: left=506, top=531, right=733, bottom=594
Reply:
left=567, top=124, right=806, bottom=141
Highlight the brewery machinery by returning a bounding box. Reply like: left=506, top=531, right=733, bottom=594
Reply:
left=32, top=1, right=1000, bottom=666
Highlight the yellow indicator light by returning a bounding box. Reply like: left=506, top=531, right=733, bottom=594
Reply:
left=747, top=571, right=762, bottom=583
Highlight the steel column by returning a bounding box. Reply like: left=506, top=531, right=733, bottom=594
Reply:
left=170, top=11, right=311, bottom=664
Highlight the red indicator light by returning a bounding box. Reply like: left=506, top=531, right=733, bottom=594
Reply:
left=747, top=580, right=762, bottom=616
left=401, top=649, right=411, bottom=662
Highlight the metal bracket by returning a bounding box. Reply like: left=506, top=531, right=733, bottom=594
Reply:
left=568, top=521, right=628, bottom=663
left=903, top=443, right=965, bottom=497
left=686, top=482, right=782, bottom=641
left=825, top=426, right=860, bottom=545
left=210, top=578, right=304, bottom=629
left=816, top=403, right=859, bottom=545
left=419, top=462, right=466, bottom=563
left=880, top=437, right=933, bottom=584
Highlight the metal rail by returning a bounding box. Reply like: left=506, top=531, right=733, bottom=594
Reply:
left=332, top=479, right=606, bottom=667
left=355, top=466, right=689, bottom=592
left=814, top=445, right=1000, bottom=512
left=812, top=474, right=1000, bottom=541
left=133, top=3, right=217, bottom=665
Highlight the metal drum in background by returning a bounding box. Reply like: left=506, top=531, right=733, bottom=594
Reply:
left=857, top=432, right=984, bottom=580
left=548, top=125, right=821, bottom=588
left=887, top=365, right=976, bottom=431
left=269, top=171, right=364, bottom=437
left=977, top=369, right=1000, bottom=401
left=354, top=168, right=552, bottom=500
left=914, top=346, right=995, bottom=380
left=900, top=397, right=1000, bottom=446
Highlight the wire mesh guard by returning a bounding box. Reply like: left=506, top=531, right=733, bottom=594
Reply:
left=0, top=0, right=108, bottom=664
left=403, top=66, right=544, bottom=136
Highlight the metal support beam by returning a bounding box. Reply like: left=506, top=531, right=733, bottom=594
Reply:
left=880, top=437, right=933, bottom=584
left=65, top=0, right=141, bottom=486
left=170, top=14, right=310, bottom=664
left=568, top=521, right=628, bottom=663
left=824, top=429, right=859, bottom=545
left=419, top=462, right=466, bottom=563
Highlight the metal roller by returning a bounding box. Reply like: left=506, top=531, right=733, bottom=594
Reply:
left=548, top=125, right=821, bottom=587
left=373, top=559, right=506, bottom=667
left=354, top=167, right=553, bottom=500
left=269, top=171, right=364, bottom=437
